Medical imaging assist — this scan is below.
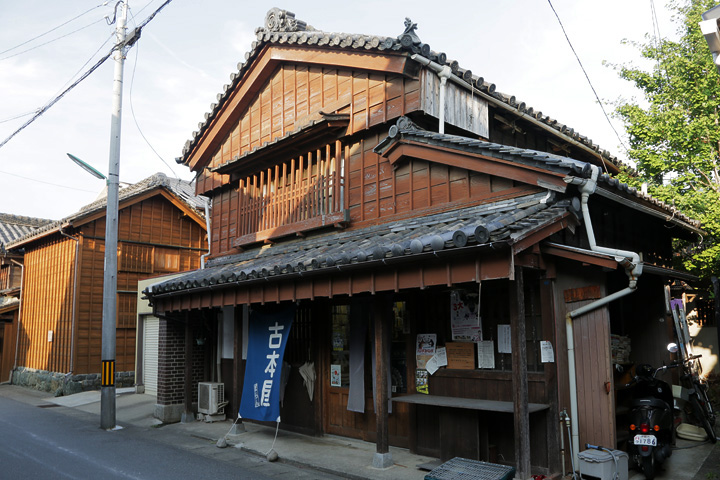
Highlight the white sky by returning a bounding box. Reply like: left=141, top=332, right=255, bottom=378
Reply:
left=0, top=0, right=680, bottom=220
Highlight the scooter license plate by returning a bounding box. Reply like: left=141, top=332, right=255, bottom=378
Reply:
left=634, top=434, right=657, bottom=446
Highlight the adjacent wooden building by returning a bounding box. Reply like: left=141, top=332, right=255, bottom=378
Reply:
left=0, top=214, right=54, bottom=383
left=144, top=10, right=701, bottom=478
left=7, top=174, right=207, bottom=391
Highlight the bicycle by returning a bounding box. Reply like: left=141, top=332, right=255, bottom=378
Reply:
left=680, top=354, right=716, bottom=443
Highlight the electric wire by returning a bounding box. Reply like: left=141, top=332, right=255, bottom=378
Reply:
left=128, top=34, right=179, bottom=178
left=0, top=2, right=106, bottom=57
left=0, top=17, right=108, bottom=62
left=546, top=0, right=630, bottom=163
left=0, top=48, right=114, bottom=150
left=0, top=0, right=175, bottom=151
left=0, top=169, right=99, bottom=193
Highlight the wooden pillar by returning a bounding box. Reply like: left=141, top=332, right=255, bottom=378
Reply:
left=372, top=296, right=393, bottom=468
left=510, top=266, right=531, bottom=478
left=182, top=313, right=194, bottom=423
left=231, top=305, right=245, bottom=433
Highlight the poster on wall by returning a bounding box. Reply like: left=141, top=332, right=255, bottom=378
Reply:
left=477, top=340, right=495, bottom=369
left=330, top=364, right=342, bottom=387
left=424, top=346, right=448, bottom=375
left=416, top=333, right=437, bottom=369
left=497, top=324, right=512, bottom=354
left=450, top=290, right=481, bottom=341
left=540, top=341, right=555, bottom=363
left=416, top=369, right=429, bottom=394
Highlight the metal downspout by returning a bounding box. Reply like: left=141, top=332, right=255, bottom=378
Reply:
left=11, top=259, right=24, bottom=380
left=201, top=197, right=211, bottom=269
left=60, top=229, right=80, bottom=375
left=565, top=164, right=643, bottom=465
left=437, top=65, right=452, bottom=134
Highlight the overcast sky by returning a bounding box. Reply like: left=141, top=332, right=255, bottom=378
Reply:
left=0, top=0, right=681, bottom=220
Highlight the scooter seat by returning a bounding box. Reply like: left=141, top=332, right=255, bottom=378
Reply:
left=631, top=397, right=671, bottom=411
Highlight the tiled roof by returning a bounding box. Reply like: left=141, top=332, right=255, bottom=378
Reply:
left=179, top=8, right=622, bottom=170
left=376, top=117, right=701, bottom=230
left=147, top=191, right=575, bottom=297
left=6, top=173, right=206, bottom=249
left=0, top=213, right=54, bottom=246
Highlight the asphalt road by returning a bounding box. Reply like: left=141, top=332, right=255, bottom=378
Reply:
left=0, top=392, right=338, bottom=480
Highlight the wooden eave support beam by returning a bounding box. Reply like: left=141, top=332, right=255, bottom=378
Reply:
left=540, top=243, right=618, bottom=270
left=382, top=141, right=568, bottom=193
left=186, top=45, right=412, bottom=172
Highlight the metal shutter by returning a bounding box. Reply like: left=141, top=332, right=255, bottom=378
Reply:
left=143, top=316, right=159, bottom=395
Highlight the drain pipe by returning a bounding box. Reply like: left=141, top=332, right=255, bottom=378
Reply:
left=59, top=228, right=80, bottom=375
left=200, top=197, right=212, bottom=269
left=11, top=259, right=24, bottom=381
left=565, top=164, right=642, bottom=465
left=436, top=64, right=452, bottom=134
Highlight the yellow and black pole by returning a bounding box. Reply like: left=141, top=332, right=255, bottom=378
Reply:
left=101, top=0, right=128, bottom=430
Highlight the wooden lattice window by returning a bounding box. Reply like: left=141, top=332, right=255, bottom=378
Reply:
left=119, top=243, right=152, bottom=273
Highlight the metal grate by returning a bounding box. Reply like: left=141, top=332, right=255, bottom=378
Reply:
left=424, top=457, right=516, bottom=480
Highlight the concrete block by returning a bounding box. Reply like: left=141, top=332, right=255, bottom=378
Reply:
left=372, top=452, right=393, bottom=469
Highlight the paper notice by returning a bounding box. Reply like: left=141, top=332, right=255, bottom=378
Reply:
left=435, top=347, right=448, bottom=367
left=477, top=340, right=495, bottom=369
left=425, top=347, right=448, bottom=375
left=540, top=340, right=555, bottom=363
left=498, top=325, right=511, bottom=353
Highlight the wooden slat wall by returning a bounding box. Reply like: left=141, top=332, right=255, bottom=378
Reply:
left=13, top=195, right=208, bottom=376
left=345, top=131, right=526, bottom=225
left=73, top=196, right=206, bottom=374
left=196, top=64, right=420, bottom=195
left=17, top=235, right=76, bottom=373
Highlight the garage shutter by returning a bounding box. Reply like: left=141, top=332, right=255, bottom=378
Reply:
left=143, top=316, right=159, bottom=395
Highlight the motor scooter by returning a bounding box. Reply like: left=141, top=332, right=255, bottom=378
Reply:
left=623, top=361, right=677, bottom=479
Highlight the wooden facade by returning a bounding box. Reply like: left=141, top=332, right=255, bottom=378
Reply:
left=11, top=178, right=207, bottom=379
left=146, top=10, right=701, bottom=478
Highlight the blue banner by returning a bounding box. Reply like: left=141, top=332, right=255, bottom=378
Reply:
left=239, top=305, right=295, bottom=422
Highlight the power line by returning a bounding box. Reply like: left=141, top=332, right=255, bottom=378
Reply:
left=128, top=36, right=179, bottom=178
left=546, top=0, right=630, bottom=162
left=0, top=169, right=100, bottom=193
left=0, top=48, right=114, bottom=150
left=0, top=2, right=107, bottom=57
left=0, top=17, right=108, bottom=61
left=0, top=0, right=175, bottom=151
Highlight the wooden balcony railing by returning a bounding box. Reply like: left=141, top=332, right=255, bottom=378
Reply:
left=233, top=142, right=347, bottom=247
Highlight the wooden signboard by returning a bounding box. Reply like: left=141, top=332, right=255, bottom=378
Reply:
left=445, top=342, right=475, bottom=370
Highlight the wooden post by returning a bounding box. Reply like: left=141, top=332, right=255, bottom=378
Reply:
left=231, top=305, right=245, bottom=433
left=373, top=296, right=393, bottom=468
left=510, top=266, right=531, bottom=478
left=182, top=313, right=194, bottom=423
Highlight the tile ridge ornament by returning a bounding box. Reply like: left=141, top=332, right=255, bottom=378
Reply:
left=260, top=8, right=313, bottom=33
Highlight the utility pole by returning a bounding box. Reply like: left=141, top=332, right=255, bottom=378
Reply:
left=101, top=0, right=128, bottom=431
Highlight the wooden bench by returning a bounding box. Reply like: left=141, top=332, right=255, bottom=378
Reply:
left=392, top=394, right=549, bottom=462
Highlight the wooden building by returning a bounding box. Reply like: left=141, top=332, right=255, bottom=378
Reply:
left=6, top=174, right=207, bottom=392
left=0, top=214, right=54, bottom=383
left=144, top=10, right=701, bottom=478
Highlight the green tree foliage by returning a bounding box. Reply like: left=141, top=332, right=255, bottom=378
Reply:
left=613, top=0, right=720, bottom=282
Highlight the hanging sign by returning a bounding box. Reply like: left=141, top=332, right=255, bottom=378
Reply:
left=239, top=305, right=295, bottom=422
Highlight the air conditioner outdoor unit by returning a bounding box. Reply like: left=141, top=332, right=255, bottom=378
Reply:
left=198, top=382, right=225, bottom=415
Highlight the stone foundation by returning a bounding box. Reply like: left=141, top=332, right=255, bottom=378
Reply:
left=12, top=366, right=134, bottom=396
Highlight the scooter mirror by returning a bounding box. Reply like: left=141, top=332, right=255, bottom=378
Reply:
left=667, top=343, right=678, bottom=353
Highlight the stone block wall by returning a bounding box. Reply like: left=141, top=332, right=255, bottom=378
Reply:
left=12, top=366, right=134, bottom=396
